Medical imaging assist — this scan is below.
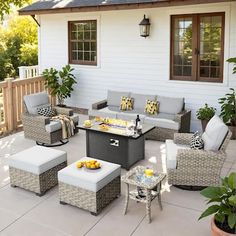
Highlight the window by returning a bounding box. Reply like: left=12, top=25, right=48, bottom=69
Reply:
left=170, top=13, right=225, bottom=82
left=68, top=20, right=97, bottom=65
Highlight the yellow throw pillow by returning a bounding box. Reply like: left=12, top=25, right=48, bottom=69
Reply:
left=145, top=100, right=159, bottom=115
left=120, top=96, right=134, bottom=111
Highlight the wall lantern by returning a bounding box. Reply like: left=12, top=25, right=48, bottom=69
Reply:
left=139, top=15, right=150, bottom=38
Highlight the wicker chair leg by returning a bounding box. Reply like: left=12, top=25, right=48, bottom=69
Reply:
left=91, top=212, right=99, bottom=216
left=60, top=201, right=67, bottom=205
left=36, top=192, right=45, bottom=197
left=174, top=185, right=206, bottom=191
left=36, top=139, right=69, bottom=147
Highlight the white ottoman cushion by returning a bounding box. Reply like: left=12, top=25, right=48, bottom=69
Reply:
left=58, top=157, right=121, bottom=192
left=166, top=139, right=189, bottom=169
left=8, top=146, right=67, bottom=175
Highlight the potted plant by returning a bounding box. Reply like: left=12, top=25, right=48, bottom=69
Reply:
left=43, top=65, right=77, bottom=107
left=219, top=88, right=236, bottom=140
left=227, top=57, right=236, bottom=74
left=196, top=103, right=216, bottom=131
left=199, top=172, right=236, bottom=236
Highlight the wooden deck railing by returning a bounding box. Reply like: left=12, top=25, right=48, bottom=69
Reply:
left=0, top=76, right=55, bottom=135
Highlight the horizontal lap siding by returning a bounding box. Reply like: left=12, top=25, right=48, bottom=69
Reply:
left=39, top=2, right=236, bottom=131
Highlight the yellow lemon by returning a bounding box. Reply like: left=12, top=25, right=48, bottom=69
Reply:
left=90, top=164, right=96, bottom=169
left=76, top=162, right=83, bottom=168
left=86, top=162, right=90, bottom=168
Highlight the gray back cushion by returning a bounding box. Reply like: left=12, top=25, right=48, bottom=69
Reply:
left=131, top=93, right=156, bottom=111
left=157, top=95, right=184, bottom=114
left=108, top=106, right=121, bottom=112
left=24, top=92, right=49, bottom=115
left=107, top=90, right=130, bottom=107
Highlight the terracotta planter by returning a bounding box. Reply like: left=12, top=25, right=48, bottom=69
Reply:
left=201, top=119, right=209, bottom=132
left=211, top=218, right=235, bottom=236
left=228, top=125, right=236, bottom=140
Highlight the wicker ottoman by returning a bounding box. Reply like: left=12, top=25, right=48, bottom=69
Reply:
left=58, top=157, right=121, bottom=215
left=8, top=146, right=67, bottom=196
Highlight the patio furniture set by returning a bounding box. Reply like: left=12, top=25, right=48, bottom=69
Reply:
left=89, top=90, right=191, bottom=141
left=7, top=90, right=232, bottom=222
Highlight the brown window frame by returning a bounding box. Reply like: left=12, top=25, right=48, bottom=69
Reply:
left=68, top=20, right=97, bottom=66
left=170, top=12, right=225, bottom=83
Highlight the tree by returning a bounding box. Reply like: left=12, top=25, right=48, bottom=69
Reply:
left=0, top=1, right=31, bottom=20
left=0, top=15, right=38, bottom=80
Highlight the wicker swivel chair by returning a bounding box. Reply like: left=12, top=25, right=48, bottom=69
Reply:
left=22, top=92, right=79, bottom=146
left=166, top=115, right=231, bottom=188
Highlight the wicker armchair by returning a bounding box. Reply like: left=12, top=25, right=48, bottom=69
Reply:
left=22, top=92, right=79, bottom=146
left=167, top=131, right=231, bottom=187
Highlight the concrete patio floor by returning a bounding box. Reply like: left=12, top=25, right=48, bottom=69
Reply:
left=0, top=114, right=235, bottom=236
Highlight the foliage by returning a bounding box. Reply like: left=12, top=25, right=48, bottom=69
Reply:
left=199, top=172, right=236, bottom=234
left=219, top=88, right=236, bottom=126
left=20, top=43, right=38, bottom=65
left=43, top=65, right=77, bottom=106
left=180, top=20, right=221, bottom=68
left=0, top=1, right=31, bottom=20
left=196, top=103, right=216, bottom=121
left=0, top=15, right=38, bottom=81
left=227, top=57, right=236, bottom=74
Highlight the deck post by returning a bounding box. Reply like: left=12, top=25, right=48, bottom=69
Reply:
left=6, top=78, right=14, bottom=132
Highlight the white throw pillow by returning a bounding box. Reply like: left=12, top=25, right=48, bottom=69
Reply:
left=202, top=115, right=228, bottom=151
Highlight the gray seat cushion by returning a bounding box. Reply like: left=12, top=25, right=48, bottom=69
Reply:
left=45, top=114, right=80, bottom=133
left=144, top=117, right=180, bottom=130
left=157, top=95, right=184, bottom=115
left=58, top=157, right=121, bottom=192
left=107, top=90, right=130, bottom=107
left=88, top=107, right=118, bottom=119
left=130, top=93, right=156, bottom=111
left=24, top=92, right=49, bottom=115
left=8, top=146, right=67, bottom=175
left=147, top=112, right=175, bottom=120
left=116, top=112, right=145, bottom=123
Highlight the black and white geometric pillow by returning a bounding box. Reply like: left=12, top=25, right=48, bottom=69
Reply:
left=37, top=106, right=56, bottom=117
left=190, top=131, right=204, bottom=150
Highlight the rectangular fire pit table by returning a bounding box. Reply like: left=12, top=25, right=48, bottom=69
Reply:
left=78, top=123, right=155, bottom=170
left=121, top=166, right=166, bottom=223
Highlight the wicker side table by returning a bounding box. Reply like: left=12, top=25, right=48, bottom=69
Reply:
left=121, top=166, right=166, bottom=223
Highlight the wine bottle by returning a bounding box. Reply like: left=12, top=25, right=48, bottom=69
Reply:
left=135, top=115, right=140, bottom=130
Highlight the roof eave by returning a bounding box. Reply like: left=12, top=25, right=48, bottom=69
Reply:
left=18, top=0, right=234, bottom=16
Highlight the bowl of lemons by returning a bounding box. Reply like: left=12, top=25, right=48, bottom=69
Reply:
left=99, top=124, right=109, bottom=131
left=83, top=120, right=92, bottom=128
left=76, top=160, right=101, bottom=170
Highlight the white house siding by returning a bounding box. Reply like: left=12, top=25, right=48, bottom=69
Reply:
left=38, top=2, right=236, bottom=131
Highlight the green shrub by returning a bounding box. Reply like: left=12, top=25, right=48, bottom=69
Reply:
left=196, top=103, right=216, bottom=120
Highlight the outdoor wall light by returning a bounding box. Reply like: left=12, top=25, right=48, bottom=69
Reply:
left=139, top=15, right=150, bottom=38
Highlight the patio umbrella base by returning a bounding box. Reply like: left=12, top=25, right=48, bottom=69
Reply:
left=36, top=139, right=69, bottom=147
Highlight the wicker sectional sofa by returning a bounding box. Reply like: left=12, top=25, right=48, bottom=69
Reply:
left=88, top=90, right=191, bottom=141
